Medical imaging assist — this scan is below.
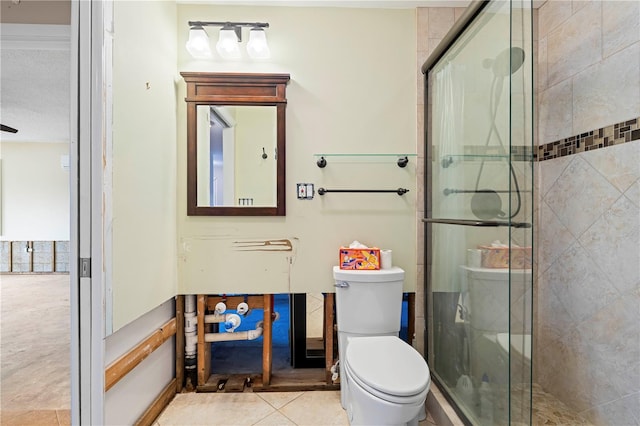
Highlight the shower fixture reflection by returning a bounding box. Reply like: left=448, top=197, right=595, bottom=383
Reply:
left=443, top=47, right=526, bottom=221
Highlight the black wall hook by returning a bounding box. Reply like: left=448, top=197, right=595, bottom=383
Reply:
left=262, top=147, right=268, bottom=159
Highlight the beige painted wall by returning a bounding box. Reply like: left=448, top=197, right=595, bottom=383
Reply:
left=110, top=1, right=178, bottom=332
left=235, top=107, right=277, bottom=206
left=535, top=1, right=640, bottom=424
left=0, top=142, right=69, bottom=240
left=176, top=5, right=417, bottom=295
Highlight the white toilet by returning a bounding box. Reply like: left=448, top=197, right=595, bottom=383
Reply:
left=333, top=266, right=431, bottom=426
left=459, top=266, right=532, bottom=387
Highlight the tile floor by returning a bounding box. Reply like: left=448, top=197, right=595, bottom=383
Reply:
left=0, top=274, right=71, bottom=426
left=0, top=274, right=593, bottom=426
left=155, top=390, right=438, bottom=426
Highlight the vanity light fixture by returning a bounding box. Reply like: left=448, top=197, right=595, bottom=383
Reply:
left=247, top=27, right=270, bottom=59
left=186, top=21, right=270, bottom=60
left=185, top=25, right=212, bottom=59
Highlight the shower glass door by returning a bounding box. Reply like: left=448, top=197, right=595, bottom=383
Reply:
left=423, top=0, right=533, bottom=424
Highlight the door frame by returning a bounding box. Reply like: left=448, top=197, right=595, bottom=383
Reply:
left=70, top=0, right=108, bottom=423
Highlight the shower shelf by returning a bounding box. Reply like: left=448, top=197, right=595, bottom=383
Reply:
left=314, top=153, right=417, bottom=168
left=440, top=154, right=533, bottom=168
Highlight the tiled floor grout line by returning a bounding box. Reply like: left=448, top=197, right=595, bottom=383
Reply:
left=254, top=391, right=307, bottom=426
left=275, top=407, right=298, bottom=426
left=276, top=392, right=307, bottom=426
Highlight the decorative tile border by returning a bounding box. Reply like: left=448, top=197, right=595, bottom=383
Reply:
left=537, top=117, right=640, bottom=161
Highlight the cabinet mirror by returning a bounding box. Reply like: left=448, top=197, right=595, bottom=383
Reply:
left=181, top=72, right=290, bottom=216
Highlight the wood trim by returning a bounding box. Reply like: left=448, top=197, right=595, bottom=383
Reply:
left=175, top=296, right=185, bottom=393
left=28, top=241, right=33, bottom=272
left=324, top=293, right=335, bottom=384
left=104, top=318, right=176, bottom=392
left=197, top=295, right=210, bottom=386
left=206, top=295, right=265, bottom=311
left=133, top=378, right=177, bottom=426
left=262, top=294, right=273, bottom=385
left=181, top=72, right=290, bottom=103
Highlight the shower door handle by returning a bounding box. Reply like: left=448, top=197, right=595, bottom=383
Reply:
left=334, top=281, right=350, bottom=288
left=422, top=218, right=531, bottom=228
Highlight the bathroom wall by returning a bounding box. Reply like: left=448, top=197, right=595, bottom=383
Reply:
left=110, top=0, right=178, bottom=332
left=535, top=1, right=640, bottom=424
left=0, top=142, right=70, bottom=240
left=177, top=5, right=417, bottom=296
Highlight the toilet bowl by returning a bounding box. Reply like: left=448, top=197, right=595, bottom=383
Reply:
left=459, top=266, right=532, bottom=387
left=344, top=336, right=430, bottom=426
left=333, top=267, right=431, bottom=426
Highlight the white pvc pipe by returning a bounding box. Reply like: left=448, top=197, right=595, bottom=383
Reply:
left=204, top=313, right=237, bottom=324
left=214, top=302, right=227, bottom=314
left=204, top=311, right=279, bottom=326
left=204, top=322, right=263, bottom=342
left=185, top=295, right=196, bottom=314
left=184, top=295, right=198, bottom=357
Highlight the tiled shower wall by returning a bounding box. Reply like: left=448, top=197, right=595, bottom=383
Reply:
left=535, top=1, right=640, bottom=424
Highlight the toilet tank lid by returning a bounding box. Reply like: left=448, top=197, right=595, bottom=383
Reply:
left=333, top=266, right=404, bottom=282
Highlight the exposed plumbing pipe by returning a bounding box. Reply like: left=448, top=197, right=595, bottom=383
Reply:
left=205, top=321, right=264, bottom=342
left=330, top=360, right=340, bottom=383
left=237, top=302, right=249, bottom=315
left=205, top=312, right=280, bottom=324
left=185, top=295, right=196, bottom=314
left=184, top=295, right=197, bottom=389
left=214, top=302, right=227, bottom=314
left=204, top=313, right=241, bottom=324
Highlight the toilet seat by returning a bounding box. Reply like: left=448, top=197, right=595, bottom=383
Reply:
left=345, top=336, right=430, bottom=405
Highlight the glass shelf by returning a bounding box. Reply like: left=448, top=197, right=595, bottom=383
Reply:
left=440, top=153, right=533, bottom=168
left=313, top=153, right=417, bottom=168
left=313, top=153, right=418, bottom=157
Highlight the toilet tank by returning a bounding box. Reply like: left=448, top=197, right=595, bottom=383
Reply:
left=460, top=266, right=532, bottom=333
left=333, top=266, right=404, bottom=334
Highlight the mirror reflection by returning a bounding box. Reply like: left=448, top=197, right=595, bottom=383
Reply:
left=196, top=105, right=277, bottom=207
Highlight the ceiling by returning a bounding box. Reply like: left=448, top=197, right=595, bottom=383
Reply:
left=0, top=24, right=70, bottom=143
left=1, top=0, right=70, bottom=143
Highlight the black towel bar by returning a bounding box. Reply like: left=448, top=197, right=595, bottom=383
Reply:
left=317, top=188, right=409, bottom=196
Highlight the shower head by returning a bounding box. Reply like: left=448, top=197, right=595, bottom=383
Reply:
left=482, top=47, right=526, bottom=77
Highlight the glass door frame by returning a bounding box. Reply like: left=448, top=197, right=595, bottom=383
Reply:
left=421, top=0, right=534, bottom=424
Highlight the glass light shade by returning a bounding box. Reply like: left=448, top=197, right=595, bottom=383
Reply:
left=216, top=28, right=241, bottom=59
left=185, top=27, right=212, bottom=59
left=247, top=28, right=270, bottom=59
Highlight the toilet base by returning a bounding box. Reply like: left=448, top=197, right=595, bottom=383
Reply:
left=345, top=371, right=428, bottom=426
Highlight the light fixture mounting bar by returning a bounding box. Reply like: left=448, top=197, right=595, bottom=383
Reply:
left=188, top=21, right=269, bottom=29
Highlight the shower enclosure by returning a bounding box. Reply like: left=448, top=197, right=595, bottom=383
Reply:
left=422, top=1, right=534, bottom=424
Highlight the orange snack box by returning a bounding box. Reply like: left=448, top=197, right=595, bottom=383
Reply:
left=339, top=247, right=381, bottom=270
left=479, top=245, right=532, bottom=269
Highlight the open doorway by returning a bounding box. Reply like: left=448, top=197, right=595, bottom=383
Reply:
left=0, top=3, right=72, bottom=423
